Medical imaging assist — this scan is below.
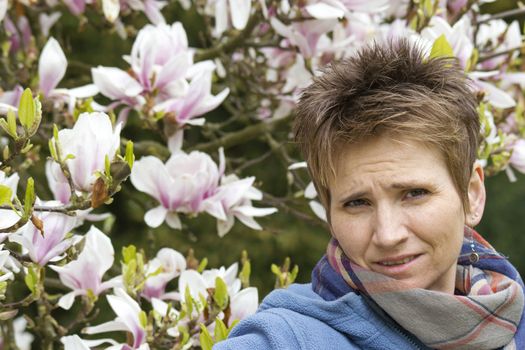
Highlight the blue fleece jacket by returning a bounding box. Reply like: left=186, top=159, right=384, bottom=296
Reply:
left=213, top=283, right=430, bottom=350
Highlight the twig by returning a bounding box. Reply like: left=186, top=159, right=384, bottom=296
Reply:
left=477, top=7, right=525, bottom=25
left=478, top=45, right=525, bottom=62
left=190, top=116, right=290, bottom=153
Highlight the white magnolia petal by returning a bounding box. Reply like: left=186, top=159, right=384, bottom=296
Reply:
left=67, top=84, right=99, bottom=98
left=304, top=182, right=317, bottom=199
left=234, top=213, right=262, bottom=230
left=230, top=287, right=258, bottom=324
left=144, top=206, right=168, bottom=228
left=179, top=270, right=208, bottom=299
left=38, top=37, right=67, bottom=96
left=229, top=0, right=251, bottom=30
left=91, top=66, right=143, bottom=100
left=476, top=80, right=516, bottom=109
left=217, top=215, right=235, bottom=237
left=58, top=291, right=79, bottom=310
left=102, top=0, right=120, bottom=23
left=61, top=335, right=90, bottom=350
left=309, top=200, right=327, bottom=222
left=165, top=212, right=182, bottom=229
left=83, top=320, right=128, bottom=334
left=287, top=161, right=307, bottom=170
left=305, top=3, right=345, bottom=19
left=234, top=205, right=277, bottom=217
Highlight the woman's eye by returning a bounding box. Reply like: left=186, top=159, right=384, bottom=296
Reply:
left=344, top=199, right=369, bottom=208
left=405, top=188, right=429, bottom=199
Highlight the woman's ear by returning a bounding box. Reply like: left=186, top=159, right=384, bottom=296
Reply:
left=465, top=162, right=486, bottom=227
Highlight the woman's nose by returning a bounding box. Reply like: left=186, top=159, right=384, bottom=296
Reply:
left=371, top=205, right=409, bottom=248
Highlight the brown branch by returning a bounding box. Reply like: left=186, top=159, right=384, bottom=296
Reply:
left=478, top=45, right=525, bottom=62
left=477, top=7, right=525, bottom=26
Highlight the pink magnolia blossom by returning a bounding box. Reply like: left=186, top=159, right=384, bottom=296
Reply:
left=84, top=288, right=149, bottom=349
left=130, top=149, right=276, bottom=236
left=9, top=204, right=77, bottom=266
left=38, top=37, right=67, bottom=97
left=4, top=15, right=31, bottom=54
left=50, top=226, right=121, bottom=309
left=48, top=112, right=122, bottom=193
left=142, top=248, right=186, bottom=300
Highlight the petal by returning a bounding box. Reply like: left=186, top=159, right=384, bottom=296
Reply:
left=234, top=205, right=277, bottom=217
left=305, top=3, right=345, bottom=19
left=217, top=215, right=235, bottom=237
left=38, top=37, right=67, bottom=96
left=230, top=287, right=258, bottom=324
left=309, top=200, right=327, bottom=222
left=304, top=181, right=317, bottom=199
left=83, top=320, right=128, bottom=334
left=58, top=291, right=80, bottom=310
left=91, top=66, right=143, bottom=100
left=155, top=53, right=191, bottom=91
left=144, top=206, right=168, bottom=228
left=476, top=80, right=516, bottom=109
left=102, top=0, right=120, bottom=23
left=165, top=212, right=181, bottom=229
left=130, top=156, right=171, bottom=202
left=229, top=0, right=251, bottom=30
left=178, top=270, right=208, bottom=299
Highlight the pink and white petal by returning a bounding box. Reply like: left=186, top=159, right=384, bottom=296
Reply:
left=154, top=53, right=191, bottom=90
left=229, top=0, right=251, bottom=30
left=38, top=37, right=67, bottom=96
left=67, top=84, right=99, bottom=98
left=167, top=129, right=184, bottom=154
left=184, top=117, right=206, bottom=126
left=217, top=214, right=235, bottom=237
left=305, top=3, right=345, bottom=19
left=83, top=320, right=129, bottom=334
left=58, top=290, right=82, bottom=310
left=476, top=80, right=516, bottom=109
left=192, top=88, right=230, bottom=117
left=234, top=205, right=277, bottom=217
left=143, top=0, right=167, bottom=25
left=38, top=12, right=62, bottom=38
left=230, top=287, right=258, bottom=324
left=202, top=198, right=227, bottom=221
left=91, top=66, right=143, bottom=100
left=233, top=212, right=262, bottom=230
left=144, top=206, right=168, bottom=228
left=165, top=212, right=181, bottom=229
left=99, top=275, right=123, bottom=292
left=130, top=156, right=170, bottom=200
left=179, top=270, right=208, bottom=300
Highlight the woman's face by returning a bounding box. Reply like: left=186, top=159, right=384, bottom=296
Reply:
left=328, top=135, right=484, bottom=294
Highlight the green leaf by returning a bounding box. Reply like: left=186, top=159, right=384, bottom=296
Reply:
left=18, top=88, right=35, bottom=130
left=48, top=140, right=58, bottom=161
left=270, top=264, right=280, bottom=275
left=105, top=154, right=111, bottom=177
left=185, top=286, right=194, bottom=316
left=23, top=178, right=35, bottom=217
left=429, top=34, right=454, bottom=60
left=122, top=245, right=136, bottom=263
left=125, top=140, right=134, bottom=169
left=197, top=257, right=208, bottom=273
left=7, top=109, right=17, bottom=138
left=24, top=265, right=38, bottom=294
left=138, top=310, right=148, bottom=328
left=199, top=324, right=214, bottom=350
left=214, top=317, right=228, bottom=342
left=213, top=277, right=229, bottom=310
left=27, top=98, right=42, bottom=137
left=0, top=185, right=12, bottom=205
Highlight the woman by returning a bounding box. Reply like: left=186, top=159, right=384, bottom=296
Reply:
left=213, top=40, right=525, bottom=350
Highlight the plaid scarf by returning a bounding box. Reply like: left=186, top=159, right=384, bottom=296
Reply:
left=312, top=228, right=525, bottom=350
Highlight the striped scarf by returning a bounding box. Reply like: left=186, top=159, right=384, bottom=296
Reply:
left=314, top=228, right=525, bottom=350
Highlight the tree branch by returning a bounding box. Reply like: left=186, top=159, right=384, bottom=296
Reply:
left=189, top=116, right=290, bottom=153
left=477, top=7, right=525, bottom=26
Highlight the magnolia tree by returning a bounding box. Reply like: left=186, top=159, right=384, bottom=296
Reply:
left=0, top=0, right=524, bottom=349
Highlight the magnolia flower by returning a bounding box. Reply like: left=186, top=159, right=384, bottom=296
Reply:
left=48, top=112, right=122, bottom=193
left=179, top=263, right=258, bottom=325
left=154, top=69, right=229, bottom=126
left=38, top=12, right=62, bottom=38
left=0, top=245, right=14, bottom=283
left=214, top=174, right=278, bottom=237
left=9, top=204, right=77, bottom=266
left=84, top=288, right=149, bottom=350
left=142, top=248, right=186, bottom=300
left=50, top=226, right=121, bottom=309
left=305, top=0, right=390, bottom=19
left=4, top=16, right=31, bottom=54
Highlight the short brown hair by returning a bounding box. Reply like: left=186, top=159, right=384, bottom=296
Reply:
left=294, top=39, right=480, bottom=214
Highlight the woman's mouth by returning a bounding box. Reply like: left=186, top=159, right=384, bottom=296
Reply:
left=373, top=254, right=422, bottom=275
